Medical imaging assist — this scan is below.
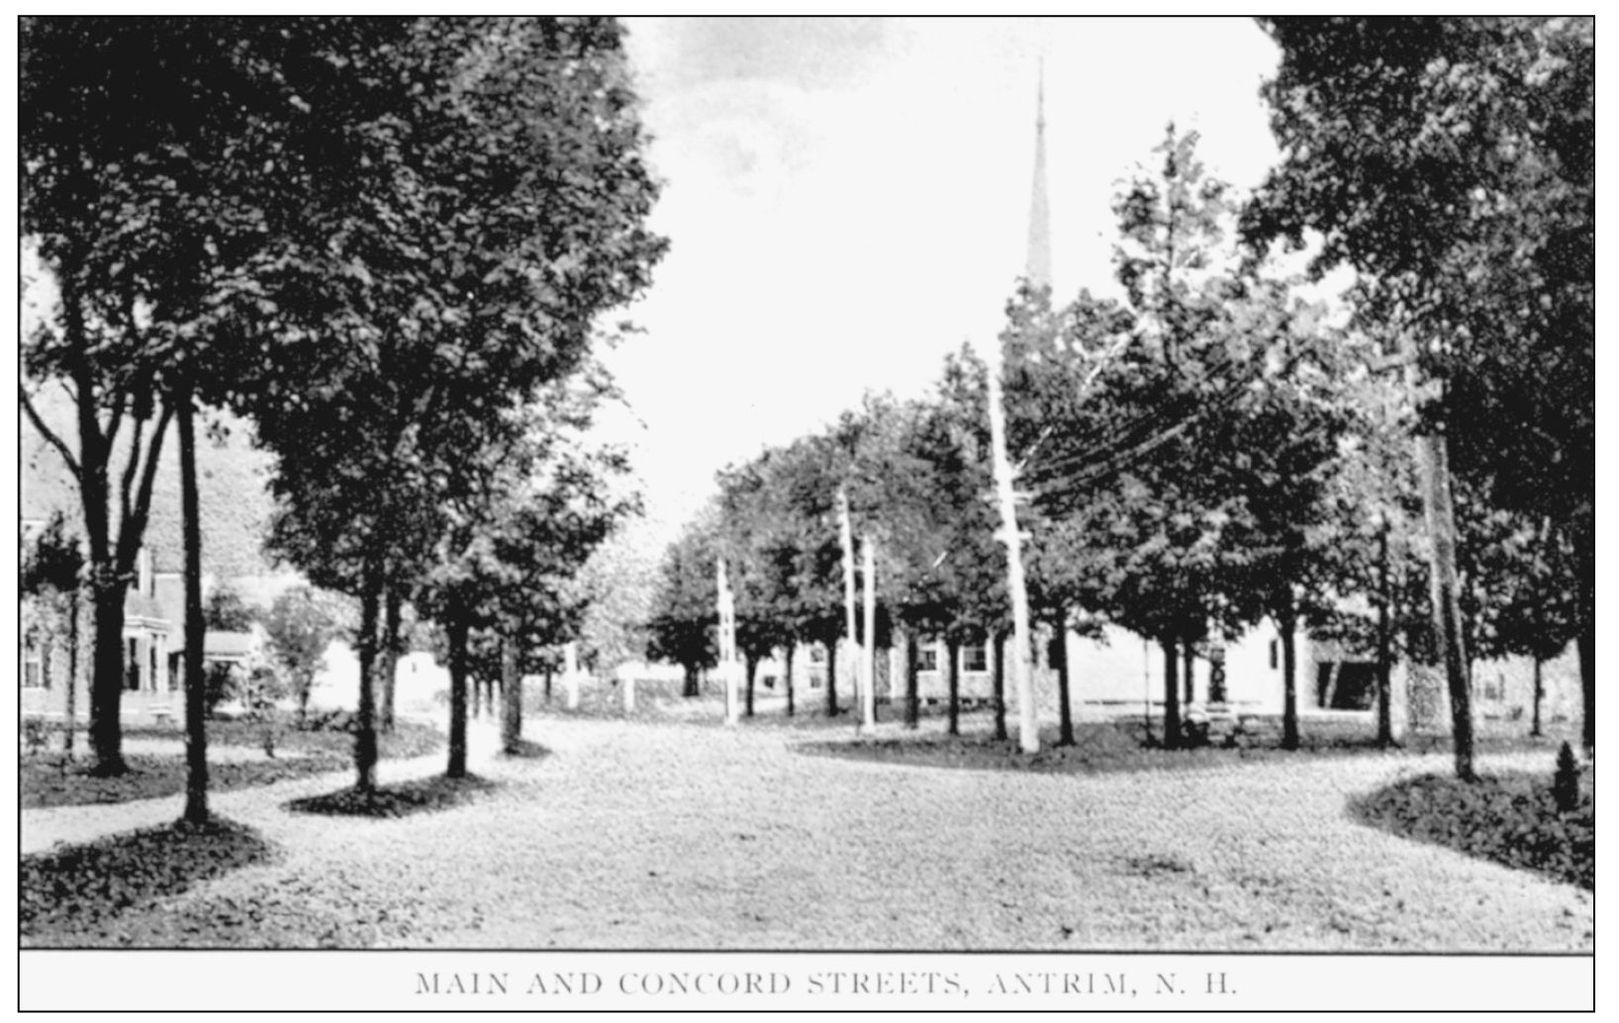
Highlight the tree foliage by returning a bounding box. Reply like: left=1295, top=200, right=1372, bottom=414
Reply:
left=1246, top=15, right=1594, bottom=750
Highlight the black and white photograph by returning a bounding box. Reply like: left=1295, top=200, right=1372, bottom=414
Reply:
left=12, top=13, right=1596, bottom=1012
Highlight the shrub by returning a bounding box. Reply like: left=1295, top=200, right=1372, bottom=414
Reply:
left=22, top=719, right=51, bottom=756
left=297, top=708, right=357, bottom=734
left=242, top=666, right=285, bottom=757
left=1350, top=771, right=1593, bottom=890
left=204, top=662, right=242, bottom=716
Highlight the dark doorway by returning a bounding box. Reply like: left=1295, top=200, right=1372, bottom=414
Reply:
left=1316, top=661, right=1376, bottom=710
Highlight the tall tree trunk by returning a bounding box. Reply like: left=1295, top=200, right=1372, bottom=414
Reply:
left=354, top=561, right=382, bottom=793
left=63, top=588, right=80, bottom=757
left=1578, top=626, right=1593, bottom=755
left=378, top=584, right=402, bottom=733
left=88, top=584, right=127, bottom=775
left=1182, top=639, right=1196, bottom=707
left=1280, top=611, right=1299, bottom=752
left=744, top=651, right=758, bottom=718
left=75, top=359, right=124, bottom=777
left=1161, top=636, right=1181, bottom=751
left=1418, top=431, right=1475, bottom=780
left=824, top=639, right=839, bottom=716
left=298, top=671, right=312, bottom=725
left=501, top=632, right=522, bottom=754
left=784, top=641, right=796, bottom=717
left=1376, top=520, right=1395, bottom=747
left=1054, top=617, right=1074, bottom=747
left=993, top=629, right=1008, bottom=741
left=682, top=662, right=698, bottom=698
left=1531, top=655, right=1544, bottom=739
left=946, top=635, right=961, bottom=737
left=177, top=392, right=209, bottom=823
left=447, top=611, right=470, bottom=778
left=1576, top=526, right=1593, bottom=753
left=544, top=666, right=554, bottom=702
left=904, top=630, right=920, bottom=730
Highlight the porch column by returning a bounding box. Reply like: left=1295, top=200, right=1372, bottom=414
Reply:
left=153, top=633, right=169, bottom=693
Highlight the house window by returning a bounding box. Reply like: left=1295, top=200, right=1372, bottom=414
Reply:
left=1269, top=640, right=1279, bottom=671
left=808, top=645, right=827, bottom=665
left=917, top=641, right=939, bottom=673
left=962, top=643, right=988, bottom=673
left=23, top=635, right=47, bottom=689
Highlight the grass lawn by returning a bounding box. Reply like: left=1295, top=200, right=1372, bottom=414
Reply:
left=21, top=718, right=443, bottom=809
left=18, top=715, right=1592, bottom=951
left=797, top=718, right=1580, bottom=776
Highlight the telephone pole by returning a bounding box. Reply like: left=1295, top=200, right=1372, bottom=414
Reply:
left=981, top=68, right=1053, bottom=755
left=837, top=487, right=861, bottom=728
left=860, top=534, right=877, bottom=733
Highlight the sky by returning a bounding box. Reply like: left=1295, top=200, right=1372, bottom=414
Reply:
left=11, top=17, right=1291, bottom=553
left=602, top=16, right=1285, bottom=537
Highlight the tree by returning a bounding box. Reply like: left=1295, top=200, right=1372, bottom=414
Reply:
left=205, top=583, right=258, bottom=632
left=646, top=512, right=721, bottom=697
left=1246, top=16, right=1594, bottom=765
left=576, top=525, right=661, bottom=682
left=22, top=512, right=87, bottom=755
left=415, top=381, right=638, bottom=773
left=1005, top=285, right=1138, bottom=746
left=21, top=17, right=398, bottom=805
left=917, top=353, right=1008, bottom=738
left=257, top=18, right=666, bottom=790
left=263, top=584, right=344, bottom=723
left=1026, top=126, right=1258, bottom=750
left=1217, top=285, right=1360, bottom=751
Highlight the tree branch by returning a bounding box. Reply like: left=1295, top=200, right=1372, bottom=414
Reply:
left=118, top=410, right=147, bottom=539
left=116, top=400, right=175, bottom=571
left=20, top=384, right=82, bottom=477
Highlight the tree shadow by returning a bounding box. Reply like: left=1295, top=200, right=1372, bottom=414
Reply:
left=500, top=738, right=552, bottom=760
left=284, top=773, right=497, bottom=819
left=20, top=816, right=275, bottom=943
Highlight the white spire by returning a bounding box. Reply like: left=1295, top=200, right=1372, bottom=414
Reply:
left=1025, top=60, right=1052, bottom=291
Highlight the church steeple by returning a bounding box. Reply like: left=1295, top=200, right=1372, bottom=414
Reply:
left=1025, top=61, right=1052, bottom=291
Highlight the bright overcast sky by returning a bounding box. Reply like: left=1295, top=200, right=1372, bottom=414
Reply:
left=10, top=16, right=1289, bottom=545
left=604, top=16, right=1284, bottom=534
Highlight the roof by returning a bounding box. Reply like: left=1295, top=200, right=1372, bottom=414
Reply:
left=152, top=575, right=187, bottom=637
left=22, top=387, right=279, bottom=579
left=123, top=591, right=172, bottom=630
left=204, top=630, right=258, bottom=660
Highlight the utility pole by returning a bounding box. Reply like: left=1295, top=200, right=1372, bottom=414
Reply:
left=987, top=356, right=1039, bottom=754
left=860, top=534, right=877, bottom=733
left=563, top=640, right=581, bottom=711
left=979, top=67, right=1051, bottom=756
left=837, top=487, right=861, bottom=728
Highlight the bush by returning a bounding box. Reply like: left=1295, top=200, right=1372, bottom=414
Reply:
left=204, top=662, right=242, bottom=717
left=297, top=708, right=357, bottom=734
left=1350, top=771, right=1593, bottom=890
left=242, top=666, right=285, bottom=757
